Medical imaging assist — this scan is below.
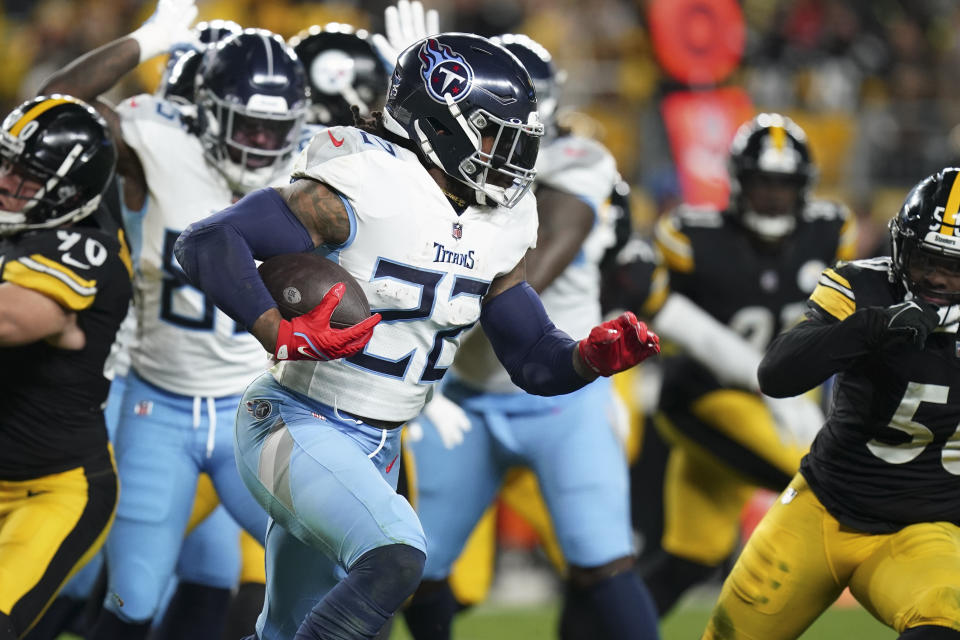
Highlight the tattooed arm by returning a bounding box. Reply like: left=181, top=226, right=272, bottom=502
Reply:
left=246, top=180, right=353, bottom=349
left=273, top=179, right=352, bottom=248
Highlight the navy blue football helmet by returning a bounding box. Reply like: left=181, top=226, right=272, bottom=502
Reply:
left=159, top=20, right=243, bottom=107
left=289, top=23, right=390, bottom=126
left=0, top=95, right=116, bottom=235
left=383, top=33, right=544, bottom=208
left=728, top=113, right=815, bottom=242
left=195, top=29, right=309, bottom=193
left=491, top=34, right=562, bottom=128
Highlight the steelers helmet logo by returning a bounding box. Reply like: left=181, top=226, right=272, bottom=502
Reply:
left=419, top=38, right=474, bottom=104
left=310, top=50, right=355, bottom=95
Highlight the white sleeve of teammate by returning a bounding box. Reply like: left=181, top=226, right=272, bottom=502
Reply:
left=651, top=292, right=762, bottom=391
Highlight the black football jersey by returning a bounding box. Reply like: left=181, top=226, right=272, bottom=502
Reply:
left=656, top=201, right=856, bottom=345
left=654, top=201, right=855, bottom=400
left=599, top=235, right=668, bottom=319
left=796, top=257, right=960, bottom=532
left=0, top=227, right=132, bottom=480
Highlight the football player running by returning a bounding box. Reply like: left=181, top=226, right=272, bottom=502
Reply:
left=402, top=34, right=660, bottom=640
left=703, top=168, right=960, bottom=639
left=175, top=33, right=660, bottom=640
left=642, top=113, right=857, bottom=615
left=39, top=1, right=313, bottom=637
left=0, top=96, right=131, bottom=640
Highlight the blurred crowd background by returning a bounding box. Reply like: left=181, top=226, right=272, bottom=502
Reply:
left=4, top=0, right=960, bottom=256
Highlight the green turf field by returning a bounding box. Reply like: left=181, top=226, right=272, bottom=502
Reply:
left=56, top=600, right=898, bottom=639
left=385, top=600, right=898, bottom=639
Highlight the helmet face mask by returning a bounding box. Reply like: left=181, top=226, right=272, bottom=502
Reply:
left=204, top=95, right=304, bottom=171
left=890, top=168, right=960, bottom=305
left=196, top=29, right=309, bottom=194
left=729, top=113, right=814, bottom=242
left=384, top=34, right=544, bottom=209
left=0, top=96, right=115, bottom=236
left=455, top=107, right=542, bottom=207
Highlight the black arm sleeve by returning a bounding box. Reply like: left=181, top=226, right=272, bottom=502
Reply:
left=480, top=282, right=587, bottom=396
left=174, top=188, right=314, bottom=329
left=759, top=307, right=887, bottom=398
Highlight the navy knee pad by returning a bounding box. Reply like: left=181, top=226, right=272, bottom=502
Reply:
left=350, top=544, right=426, bottom=613
left=296, top=544, right=425, bottom=640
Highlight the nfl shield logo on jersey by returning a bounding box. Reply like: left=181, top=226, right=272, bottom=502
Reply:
left=452, top=222, right=463, bottom=240
left=419, top=38, right=474, bottom=103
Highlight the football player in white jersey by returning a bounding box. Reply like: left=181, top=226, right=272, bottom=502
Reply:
left=39, top=2, right=312, bottom=637
left=175, top=33, right=660, bottom=640
left=402, top=35, right=660, bottom=640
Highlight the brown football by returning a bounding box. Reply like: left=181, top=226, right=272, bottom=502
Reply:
left=258, top=253, right=371, bottom=328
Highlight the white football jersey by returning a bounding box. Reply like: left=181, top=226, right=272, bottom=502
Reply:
left=452, top=134, right=618, bottom=393
left=118, top=95, right=318, bottom=397
left=270, top=126, right=538, bottom=421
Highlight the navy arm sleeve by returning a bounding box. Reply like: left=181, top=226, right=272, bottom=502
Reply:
left=759, top=306, right=886, bottom=398
left=480, top=282, right=587, bottom=396
left=174, top=187, right=314, bottom=329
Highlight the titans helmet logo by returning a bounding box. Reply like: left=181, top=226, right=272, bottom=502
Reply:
left=419, top=38, right=474, bottom=104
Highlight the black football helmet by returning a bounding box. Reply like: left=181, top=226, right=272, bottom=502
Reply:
left=728, top=113, right=815, bottom=242
left=490, top=34, right=562, bottom=129
left=289, top=23, right=390, bottom=126
left=195, top=29, right=309, bottom=193
left=890, top=167, right=960, bottom=305
left=383, top=33, right=544, bottom=209
left=0, top=95, right=116, bottom=236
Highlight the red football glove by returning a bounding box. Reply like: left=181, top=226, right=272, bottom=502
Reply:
left=274, top=283, right=381, bottom=361
left=577, top=311, right=660, bottom=376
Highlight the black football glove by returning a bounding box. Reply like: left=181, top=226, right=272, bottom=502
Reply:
left=880, top=300, right=939, bottom=349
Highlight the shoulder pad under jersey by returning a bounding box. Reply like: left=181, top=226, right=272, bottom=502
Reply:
left=808, top=257, right=895, bottom=321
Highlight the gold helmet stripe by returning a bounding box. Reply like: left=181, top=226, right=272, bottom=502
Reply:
left=8, top=97, right=78, bottom=137
left=769, top=125, right=786, bottom=151
left=940, top=171, right=960, bottom=235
